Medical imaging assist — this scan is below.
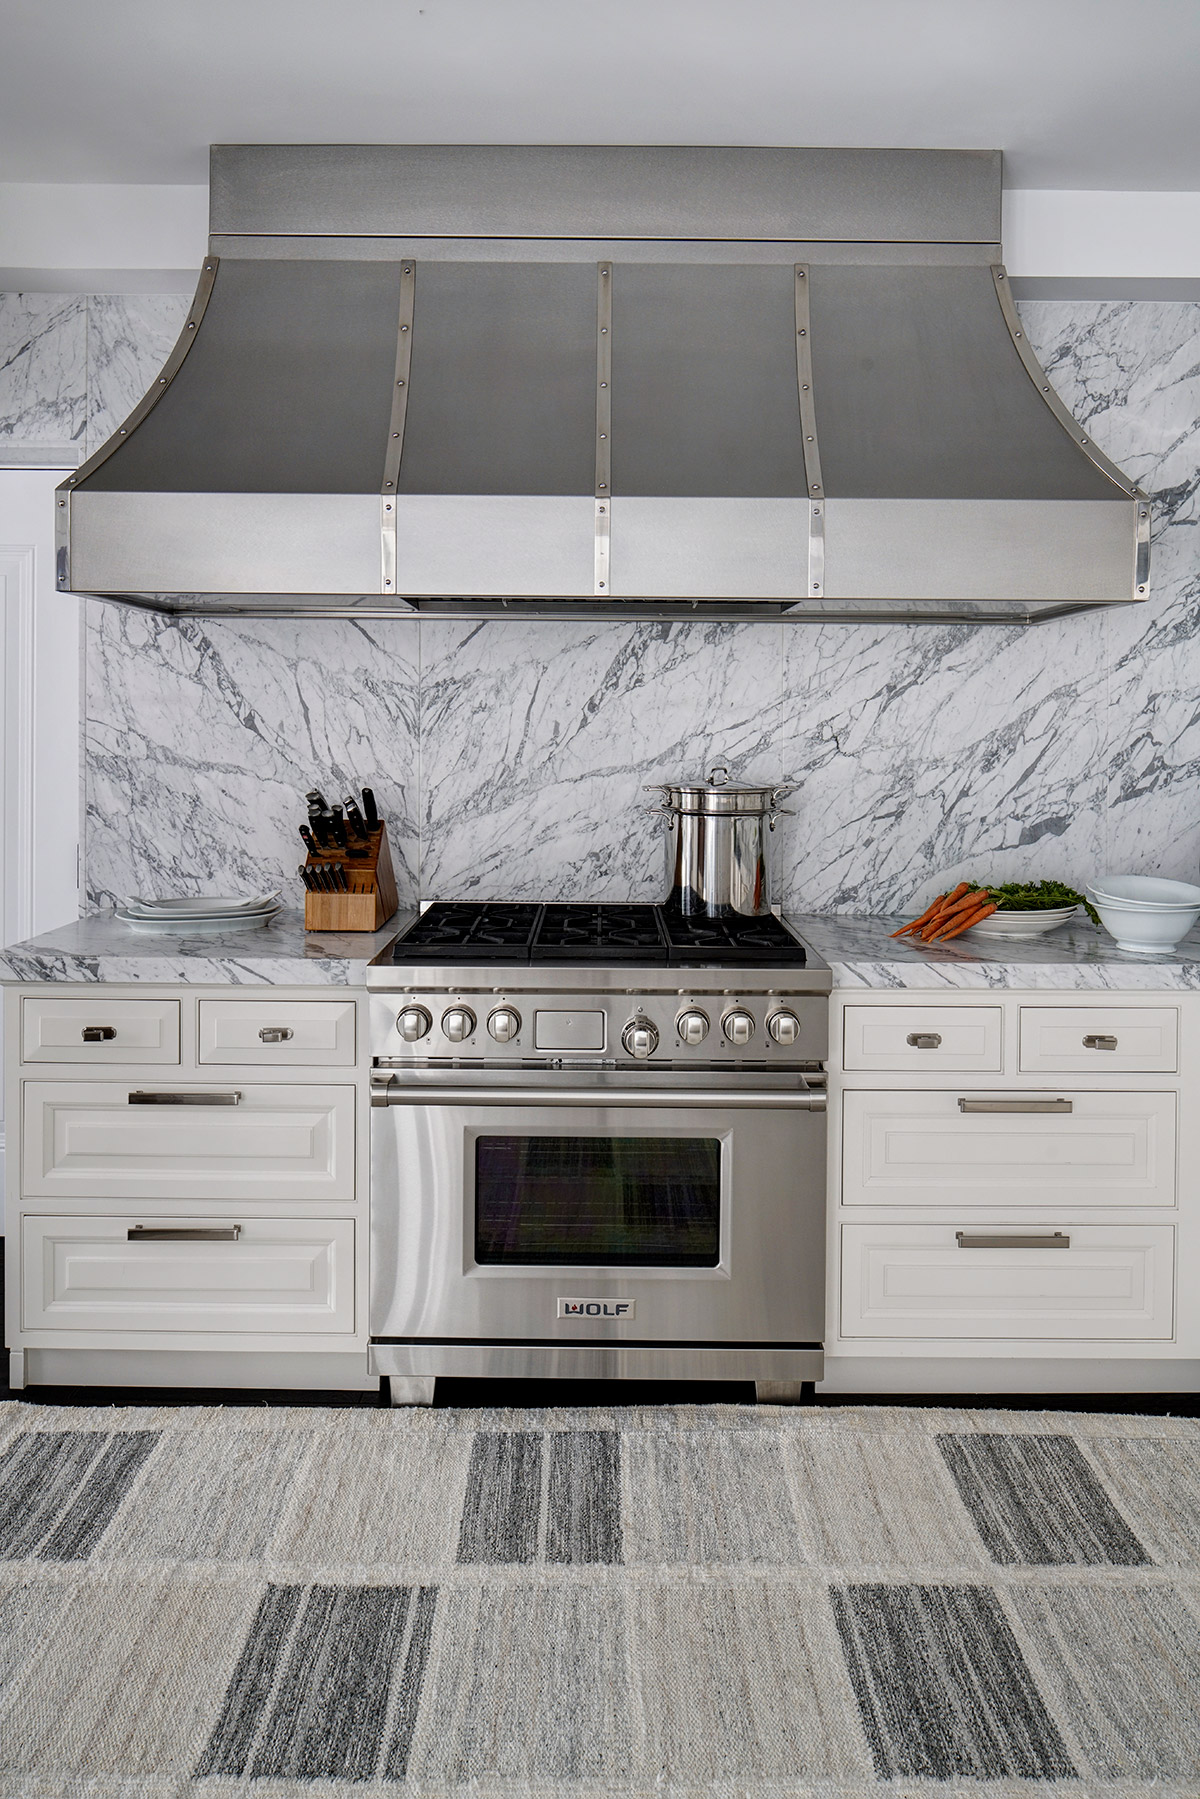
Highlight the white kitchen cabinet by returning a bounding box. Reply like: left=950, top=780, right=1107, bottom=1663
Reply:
left=23, top=1215, right=355, bottom=1335
left=21, top=996, right=180, bottom=1065
left=843, top=1003, right=1003, bottom=1072
left=842, top=1088, right=1176, bottom=1210
left=198, top=998, right=356, bottom=1066
left=1018, top=1005, right=1178, bottom=1074
left=840, top=1222, right=1175, bottom=1341
left=22, top=1081, right=355, bottom=1202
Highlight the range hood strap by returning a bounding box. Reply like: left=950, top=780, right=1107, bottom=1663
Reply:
left=57, top=255, right=222, bottom=594
left=595, top=260, right=612, bottom=595
left=794, top=265, right=825, bottom=602
left=381, top=257, right=416, bottom=597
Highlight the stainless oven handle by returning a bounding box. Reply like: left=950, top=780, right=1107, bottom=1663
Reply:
left=370, top=1077, right=825, bottom=1111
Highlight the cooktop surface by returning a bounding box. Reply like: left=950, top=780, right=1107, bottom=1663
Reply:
left=390, top=902, right=807, bottom=967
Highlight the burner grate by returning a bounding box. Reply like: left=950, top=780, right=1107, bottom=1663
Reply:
left=532, top=904, right=668, bottom=963
left=390, top=902, right=542, bottom=962
left=662, top=910, right=807, bottom=965
left=390, top=900, right=806, bottom=967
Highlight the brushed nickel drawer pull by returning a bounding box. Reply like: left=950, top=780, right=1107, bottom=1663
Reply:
left=127, top=1224, right=241, bottom=1242
left=958, top=1097, right=1073, bottom=1114
left=1083, top=1033, right=1118, bottom=1050
left=907, top=1032, right=942, bottom=1049
left=957, top=1230, right=1070, bottom=1250
left=81, top=1025, right=116, bottom=1042
left=128, top=1091, right=241, bottom=1106
left=259, top=1026, right=294, bottom=1043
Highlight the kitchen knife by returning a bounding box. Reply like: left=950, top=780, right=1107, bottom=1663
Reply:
left=306, top=789, right=330, bottom=815
left=333, top=863, right=348, bottom=891
left=343, top=796, right=368, bottom=839
left=299, top=824, right=320, bottom=855
left=309, top=813, right=334, bottom=849
left=329, top=806, right=349, bottom=851
left=298, top=864, right=314, bottom=892
left=361, top=787, right=379, bottom=828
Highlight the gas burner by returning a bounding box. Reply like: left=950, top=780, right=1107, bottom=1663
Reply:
left=533, top=904, right=667, bottom=963
left=661, top=910, right=808, bottom=965
left=392, top=901, right=541, bottom=962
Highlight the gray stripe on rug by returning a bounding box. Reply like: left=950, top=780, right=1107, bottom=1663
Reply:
left=195, top=1583, right=303, bottom=1778
left=831, top=1582, right=1077, bottom=1781
left=37, top=1432, right=159, bottom=1560
left=457, top=1431, right=542, bottom=1563
left=0, top=1432, right=108, bottom=1558
left=250, top=1584, right=415, bottom=1780
left=546, top=1430, right=622, bottom=1564
left=382, top=1584, right=438, bottom=1779
left=937, top=1432, right=1151, bottom=1565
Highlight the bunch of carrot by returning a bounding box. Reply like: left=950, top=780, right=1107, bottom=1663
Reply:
left=891, top=882, right=999, bottom=944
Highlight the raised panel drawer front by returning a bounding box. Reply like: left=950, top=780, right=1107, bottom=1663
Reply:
left=21, top=997, right=180, bottom=1065
left=842, top=1090, right=1176, bottom=1209
left=843, top=1005, right=1002, bottom=1072
left=22, top=1216, right=354, bottom=1334
left=198, top=999, right=356, bottom=1066
left=841, top=1224, right=1175, bottom=1340
left=22, top=1083, right=354, bottom=1201
left=1019, top=1006, right=1179, bottom=1074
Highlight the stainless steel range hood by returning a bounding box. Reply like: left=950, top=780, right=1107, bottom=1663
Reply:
left=58, top=145, right=1149, bottom=624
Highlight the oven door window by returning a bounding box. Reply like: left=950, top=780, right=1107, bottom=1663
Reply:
left=474, top=1134, right=721, bottom=1266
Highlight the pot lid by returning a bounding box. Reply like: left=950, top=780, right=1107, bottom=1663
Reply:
left=649, top=764, right=797, bottom=814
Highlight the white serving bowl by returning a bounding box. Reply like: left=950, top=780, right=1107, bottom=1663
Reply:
left=966, top=905, right=1079, bottom=939
left=1090, top=874, right=1200, bottom=909
left=1087, top=891, right=1200, bottom=953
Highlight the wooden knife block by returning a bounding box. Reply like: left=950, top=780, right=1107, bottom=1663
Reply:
left=303, top=823, right=399, bottom=932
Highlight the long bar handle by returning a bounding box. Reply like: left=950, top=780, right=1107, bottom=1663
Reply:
left=128, top=1091, right=241, bottom=1106
left=371, top=1078, right=825, bottom=1111
left=958, top=1097, right=1073, bottom=1114
left=956, top=1230, right=1070, bottom=1250
left=127, top=1224, right=241, bottom=1242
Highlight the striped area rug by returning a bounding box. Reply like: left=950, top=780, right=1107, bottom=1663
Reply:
left=0, top=1400, right=1197, bottom=1797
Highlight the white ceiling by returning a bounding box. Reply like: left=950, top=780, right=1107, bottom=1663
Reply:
left=4, top=0, right=1199, bottom=191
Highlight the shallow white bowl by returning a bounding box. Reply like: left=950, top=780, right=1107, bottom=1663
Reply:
left=1089, top=874, right=1200, bottom=908
left=1088, top=893, right=1199, bottom=953
left=966, top=905, right=1079, bottom=939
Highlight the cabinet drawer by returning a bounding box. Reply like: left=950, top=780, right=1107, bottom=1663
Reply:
left=843, top=1005, right=1002, bottom=1072
left=841, top=1223, right=1174, bottom=1340
left=22, top=1083, right=355, bottom=1201
left=1019, top=1006, right=1179, bottom=1074
left=198, top=999, right=356, bottom=1066
left=842, top=1090, right=1176, bottom=1209
left=22, top=1216, right=354, bottom=1334
left=21, top=997, right=180, bottom=1065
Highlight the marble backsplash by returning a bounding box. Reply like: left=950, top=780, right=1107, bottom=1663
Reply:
left=2, top=287, right=1198, bottom=917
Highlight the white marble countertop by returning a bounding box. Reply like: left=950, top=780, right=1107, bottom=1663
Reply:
left=788, top=913, right=1200, bottom=990
left=0, top=908, right=406, bottom=986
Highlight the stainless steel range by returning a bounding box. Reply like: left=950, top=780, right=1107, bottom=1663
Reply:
left=367, top=903, right=830, bottom=1403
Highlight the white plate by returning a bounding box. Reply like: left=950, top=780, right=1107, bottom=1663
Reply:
left=965, top=905, right=1079, bottom=939
left=115, top=905, right=282, bottom=933
left=122, top=892, right=280, bottom=917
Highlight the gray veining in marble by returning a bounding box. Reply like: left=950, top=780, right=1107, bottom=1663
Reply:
left=789, top=913, right=1200, bottom=991
left=1, top=290, right=1198, bottom=923
left=0, top=909, right=397, bottom=986
left=0, top=293, right=87, bottom=461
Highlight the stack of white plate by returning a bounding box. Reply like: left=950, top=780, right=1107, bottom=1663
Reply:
left=114, top=893, right=282, bottom=932
left=1086, top=875, right=1200, bottom=953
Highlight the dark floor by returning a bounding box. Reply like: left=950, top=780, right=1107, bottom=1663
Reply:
left=2, top=1243, right=1195, bottom=1413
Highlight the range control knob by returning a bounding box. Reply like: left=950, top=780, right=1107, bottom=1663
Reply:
left=441, top=1006, right=477, bottom=1043
left=768, top=1010, right=801, bottom=1046
left=677, top=1009, right=710, bottom=1046
left=723, top=1009, right=756, bottom=1046
left=622, top=1018, right=660, bottom=1060
left=396, top=1005, right=432, bottom=1043
left=487, top=1006, right=522, bottom=1043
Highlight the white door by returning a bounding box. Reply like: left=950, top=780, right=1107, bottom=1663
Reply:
left=0, top=465, right=82, bottom=1208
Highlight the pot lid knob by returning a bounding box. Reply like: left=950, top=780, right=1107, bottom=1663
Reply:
left=707, top=763, right=730, bottom=788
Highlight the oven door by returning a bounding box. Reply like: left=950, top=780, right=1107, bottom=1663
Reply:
left=370, top=1070, right=825, bottom=1344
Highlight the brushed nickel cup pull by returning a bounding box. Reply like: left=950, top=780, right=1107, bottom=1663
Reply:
left=81, top=1025, right=116, bottom=1042
left=127, top=1224, right=241, bottom=1242
left=259, top=1026, right=294, bottom=1043
left=907, top=1031, right=942, bottom=1049
left=958, top=1097, right=1073, bottom=1114
left=128, top=1091, right=241, bottom=1105
left=1083, top=1033, right=1118, bottom=1050
left=956, top=1230, right=1070, bottom=1250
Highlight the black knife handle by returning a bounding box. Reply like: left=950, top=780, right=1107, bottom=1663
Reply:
left=299, top=824, right=319, bottom=854
left=306, top=789, right=329, bottom=814
left=298, top=863, right=314, bottom=891
left=343, top=797, right=368, bottom=838
left=329, top=806, right=348, bottom=850
left=334, top=864, right=348, bottom=891
left=361, top=787, right=379, bottom=828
